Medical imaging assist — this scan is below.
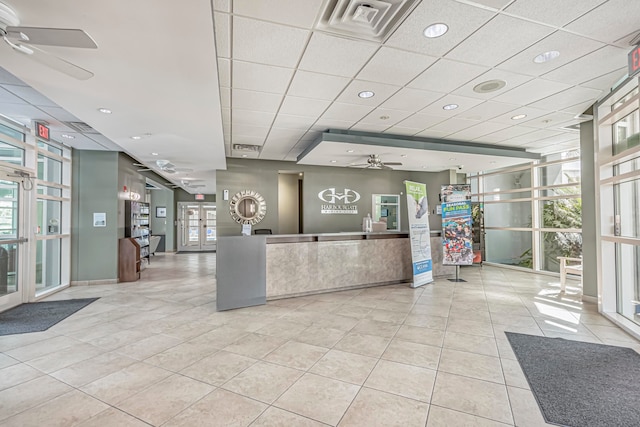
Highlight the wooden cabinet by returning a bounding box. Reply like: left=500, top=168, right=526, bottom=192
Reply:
left=118, top=237, right=140, bottom=282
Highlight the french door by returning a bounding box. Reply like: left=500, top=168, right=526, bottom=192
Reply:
left=177, top=203, right=216, bottom=251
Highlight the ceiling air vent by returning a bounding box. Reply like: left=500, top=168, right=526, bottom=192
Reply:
left=63, top=121, right=98, bottom=134
left=232, top=144, right=261, bottom=152
left=316, top=0, right=420, bottom=42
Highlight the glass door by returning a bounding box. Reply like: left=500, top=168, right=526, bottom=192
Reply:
left=178, top=202, right=216, bottom=251
left=0, top=175, right=25, bottom=311
left=372, top=194, right=400, bottom=231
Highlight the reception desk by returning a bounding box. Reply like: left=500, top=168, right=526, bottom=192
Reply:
left=216, top=232, right=454, bottom=311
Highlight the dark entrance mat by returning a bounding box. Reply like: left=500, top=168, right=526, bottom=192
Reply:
left=506, top=332, right=640, bottom=427
left=0, top=298, right=99, bottom=336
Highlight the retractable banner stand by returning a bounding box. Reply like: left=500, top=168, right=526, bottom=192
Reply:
left=405, top=181, right=433, bottom=288
left=441, top=184, right=473, bottom=273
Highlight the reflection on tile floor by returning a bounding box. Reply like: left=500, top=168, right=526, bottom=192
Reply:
left=0, top=253, right=638, bottom=426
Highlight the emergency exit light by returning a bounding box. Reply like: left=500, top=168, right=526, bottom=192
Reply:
left=195, top=194, right=205, bottom=200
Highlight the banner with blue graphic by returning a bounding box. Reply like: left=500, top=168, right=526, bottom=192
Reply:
left=441, top=184, right=473, bottom=265
left=405, top=181, right=433, bottom=288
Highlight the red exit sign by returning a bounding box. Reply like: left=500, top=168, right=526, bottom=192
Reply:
left=195, top=194, right=205, bottom=200
left=36, top=122, right=50, bottom=141
left=629, top=45, right=640, bottom=78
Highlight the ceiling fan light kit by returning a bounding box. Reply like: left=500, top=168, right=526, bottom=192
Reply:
left=0, top=1, right=98, bottom=80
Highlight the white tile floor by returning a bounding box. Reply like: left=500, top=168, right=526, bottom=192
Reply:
left=1, top=253, right=638, bottom=426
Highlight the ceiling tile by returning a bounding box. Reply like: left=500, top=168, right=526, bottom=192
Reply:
left=217, top=58, right=231, bottom=87
left=220, top=87, right=230, bottom=108
left=232, top=89, right=283, bottom=112
left=419, top=94, right=484, bottom=117
left=0, top=87, right=28, bottom=105
left=322, top=102, right=372, bottom=121
left=454, top=0, right=512, bottom=9
left=232, top=61, right=294, bottom=93
left=504, top=0, right=606, bottom=26
left=489, top=106, right=549, bottom=125
left=456, top=101, right=519, bottom=121
left=358, top=108, right=414, bottom=126
left=565, top=0, right=640, bottom=45
left=505, top=129, right=564, bottom=146
left=520, top=111, right=576, bottom=129
left=559, top=100, right=596, bottom=115
left=298, top=33, right=378, bottom=78
left=311, top=118, right=353, bottom=131
left=279, top=96, right=331, bottom=117
left=233, top=0, right=324, bottom=28
left=496, top=31, right=605, bottom=77
left=380, top=88, right=444, bottom=112
left=271, top=114, right=314, bottom=130
left=350, top=123, right=390, bottom=133
left=356, top=47, right=437, bottom=86
left=409, top=59, right=489, bottom=93
left=414, top=129, right=451, bottom=139
left=230, top=135, right=267, bottom=146
left=213, top=0, right=230, bottom=12
left=36, top=106, right=80, bottom=122
left=2, top=85, right=57, bottom=107
left=49, top=131, right=106, bottom=150
left=580, top=67, right=627, bottom=91
left=527, top=86, right=602, bottom=112
left=214, top=12, right=231, bottom=58
left=446, top=14, right=553, bottom=67
left=335, top=80, right=401, bottom=106
left=232, top=16, right=309, bottom=68
left=447, top=121, right=511, bottom=140
left=474, top=125, right=538, bottom=143
left=542, top=46, right=629, bottom=86
left=231, top=109, right=276, bottom=127
left=452, top=69, right=534, bottom=100
left=221, top=108, right=230, bottom=124
left=491, top=78, right=571, bottom=105
left=232, top=124, right=271, bottom=138
left=386, top=0, right=495, bottom=57
left=383, top=126, right=422, bottom=136
left=287, top=70, right=350, bottom=101
left=396, top=113, right=446, bottom=129
left=0, top=67, right=26, bottom=86
left=430, top=117, right=481, bottom=134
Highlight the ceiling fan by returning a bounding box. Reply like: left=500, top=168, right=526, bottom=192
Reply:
left=0, top=2, right=97, bottom=80
left=350, top=154, right=403, bottom=170
left=134, top=160, right=193, bottom=175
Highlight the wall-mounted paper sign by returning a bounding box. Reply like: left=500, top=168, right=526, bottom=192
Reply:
left=93, top=212, right=106, bottom=227
left=241, top=224, right=252, bottom=236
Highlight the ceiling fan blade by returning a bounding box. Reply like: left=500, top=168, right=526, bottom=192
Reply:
left=348, top=163, right=370, bottom=167
left=6, top=26, right=98, bottom=49
left=24, top=45, right=93, bottom=80
left=383, top=162, right=403, bottom=166
left=380, top=165, right=394, bottom=170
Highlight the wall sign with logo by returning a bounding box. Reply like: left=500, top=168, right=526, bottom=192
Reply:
left=318, top=187, right=361, bottom=214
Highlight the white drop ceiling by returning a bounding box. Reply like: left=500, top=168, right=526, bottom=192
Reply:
left=0, top=0, right=637, bottom=193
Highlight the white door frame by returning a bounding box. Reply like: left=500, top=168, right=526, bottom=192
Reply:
left=177, top=202, right=216, bottom=252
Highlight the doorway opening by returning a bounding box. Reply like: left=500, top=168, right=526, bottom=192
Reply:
left=177, top=202, right=216, bottom=252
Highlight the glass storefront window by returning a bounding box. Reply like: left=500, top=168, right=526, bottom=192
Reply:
left=483, top=190, right=530, bottom=201
left=484, top=201, right=532, bottom=228
left=540, top=198, right=582, bottom=229
left=0, top=142, right=24, bottom=166
left=541, top=232, right=583, bottom=273
left=483, top=169, right=531, bottom=192
left=539, top=186, right=581, bottom=197
left=37, top=154, right=62, bottom=183
left=485, top=230, right=532, bottom=268
left=616, top=243, right=640, bottom=324
left=36, top=239, right=61, bottom=292
left=614, top=178, right=640, bottom=238
left=37, top=141, right=63, bottom=156
left=538, top=162, right=580, bottom=185
left=0, top=123, right=24, bottom=141
left=37, top=199, right=62, bottom=236
left=613, top=110, right=640, bottom=155
left=37, top=185, right=63, bottom=197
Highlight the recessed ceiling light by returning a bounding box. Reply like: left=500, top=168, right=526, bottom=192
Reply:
left=443, top=104, right=458, bottom=110
left=241, top=154, right=248, bottom=158
left=400, top=154, right=407, bottom=158
left=347, top=149, right=354, bottom=153
left=423, top=23, right=448, bottom=38
left=98, top=108, right=112, bottom=114
left=151, top=152, right=159, bottom=156
left=511, top=114, right=527, bottom=120
left=473, top=79, right=507, bottom=94
left=131, top=136, right=142, bottom=140
left=379, top=115, right=389, bottom=120
left=61, top=134, right=75, bottom=139
left=330, top=160, right=337, bottom=163
left=533, top=50, right=560, bottom=64
left=358, top=91, right=375, bottom=99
